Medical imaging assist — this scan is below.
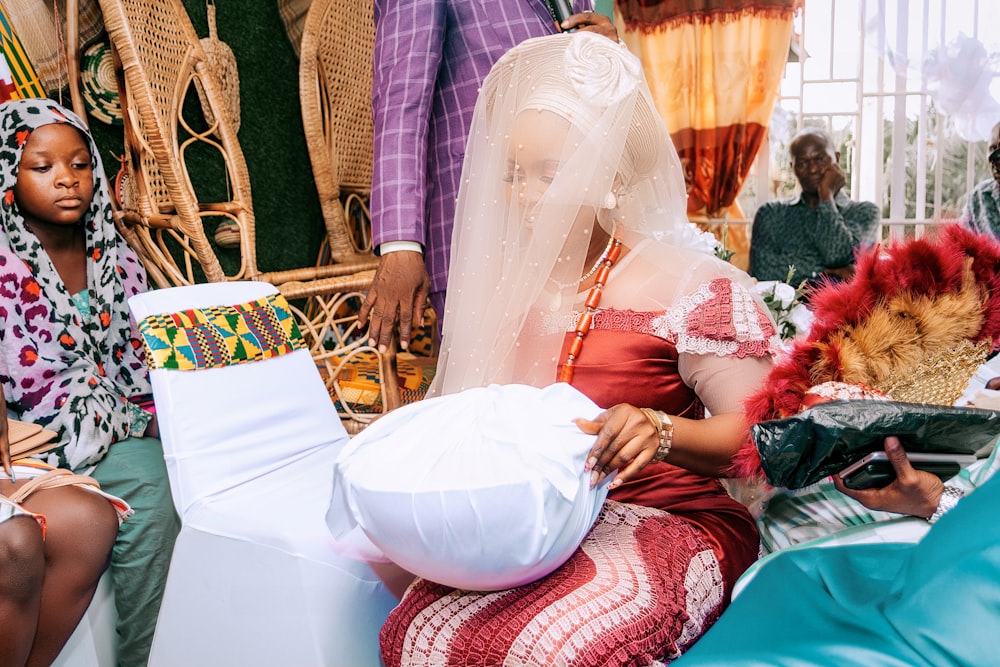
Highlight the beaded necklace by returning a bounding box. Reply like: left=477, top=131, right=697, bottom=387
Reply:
left=549, top=231, right=617, bottom=290
left=558, top=238, right=622, bottom=384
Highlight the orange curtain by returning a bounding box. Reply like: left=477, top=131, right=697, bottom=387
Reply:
left=617, top=0, right=800, bottom=268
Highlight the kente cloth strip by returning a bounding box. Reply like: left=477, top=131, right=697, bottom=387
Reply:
left=0, top=0, right=105, bottom=94
left=0, top=4, right=44, bottom=100
left=138, top=294, right=305, bottom=371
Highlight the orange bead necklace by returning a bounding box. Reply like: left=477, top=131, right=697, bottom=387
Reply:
left=558, top=238, right=622, bottom=384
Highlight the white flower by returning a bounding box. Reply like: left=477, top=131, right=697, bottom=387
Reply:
left=753, top=280, right=810, bottom=341
left=654, top=223, right=721, bottom=255
left=787, top=304, right=815, bottom=338
left=564, top=33, right=641, bottom=106
left=753, top=281, right=779, bottom=298
left=773, top=282, right=796, bottom=308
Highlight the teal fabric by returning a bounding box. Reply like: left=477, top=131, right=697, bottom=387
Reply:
left=676, top=473, right=1000, bottom=666
left=594, top=0, right=614, bottom=18
left=90, top=436, right=180, bottom=667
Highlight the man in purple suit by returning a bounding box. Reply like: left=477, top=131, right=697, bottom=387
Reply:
left=360, top=0, right=617, bottom=352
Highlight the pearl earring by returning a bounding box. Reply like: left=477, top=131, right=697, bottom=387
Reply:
left=603, top=192, right=617, bottom=209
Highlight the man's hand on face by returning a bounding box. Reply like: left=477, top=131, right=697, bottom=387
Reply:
left=818, top=162, right=846, bottom=202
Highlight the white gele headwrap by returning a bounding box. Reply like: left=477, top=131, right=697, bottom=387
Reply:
left=433, top=32, right=742, bottom=396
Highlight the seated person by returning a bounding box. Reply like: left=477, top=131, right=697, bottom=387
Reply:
left=962, top=120, right=1000, bottom=239
left=2, top=386, right=125, bottom=667
left=0, top=98, right=179, bottom=667
left=378, top=32, right=778, bottom=666
left=759, top=376, right=1000, bottom=557
left=672, top=465, right=1000, bottom=666
left=748, top=128, right=880, bottom=289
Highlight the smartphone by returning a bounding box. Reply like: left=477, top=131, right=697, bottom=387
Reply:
left=839, top=451, right=977, bottom=490
left=550, top=0, right=578, bottom=31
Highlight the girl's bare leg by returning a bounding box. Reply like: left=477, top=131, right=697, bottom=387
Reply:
left=20, top=486, right=118, bottom=667
left=0, top=515, right=44, bottom=667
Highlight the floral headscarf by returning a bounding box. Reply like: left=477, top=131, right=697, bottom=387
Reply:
left=0, top=98, right=150, bottom=470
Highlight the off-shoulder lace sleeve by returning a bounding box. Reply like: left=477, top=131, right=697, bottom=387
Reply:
left=658, top=277, right=778, bottom=359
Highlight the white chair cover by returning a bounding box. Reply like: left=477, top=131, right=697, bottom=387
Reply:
left=128, top=281, right=396, bottom=667
left=51, top=573, right=116, bottom=667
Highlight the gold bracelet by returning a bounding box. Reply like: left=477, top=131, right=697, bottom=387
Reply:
left=639, top=407, right=660, bottom=434
left=640, top=408, right=674, bottom=462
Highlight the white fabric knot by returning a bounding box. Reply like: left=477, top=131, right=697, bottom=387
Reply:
left=564, top=33, right=641, bottom=107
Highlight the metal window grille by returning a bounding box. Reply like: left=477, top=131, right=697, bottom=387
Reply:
left=737, top=0, right=999, bottom=241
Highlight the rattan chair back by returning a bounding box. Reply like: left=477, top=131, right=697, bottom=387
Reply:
left=299, top=0, right=376, bottom=262
left=98, top=0, right=254, bottom=286
left=97, top=0, right=398, bottom=433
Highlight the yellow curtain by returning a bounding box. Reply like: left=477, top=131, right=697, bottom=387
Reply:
left=617, top=0, right=800, bottom=270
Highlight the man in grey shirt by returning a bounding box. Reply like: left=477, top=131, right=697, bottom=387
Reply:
left=749, top=128, right=880, bottom=288
left=962, top=121, right=1000, bottom=240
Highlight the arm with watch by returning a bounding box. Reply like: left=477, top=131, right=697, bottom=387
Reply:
left=571, top=320, right=775, bottom=490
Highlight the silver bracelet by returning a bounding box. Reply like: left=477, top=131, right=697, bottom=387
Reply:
left=927, top=485, right=964, bottom=524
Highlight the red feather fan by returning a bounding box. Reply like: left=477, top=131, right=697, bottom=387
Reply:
left=731, top=224, right=1000, bottom=479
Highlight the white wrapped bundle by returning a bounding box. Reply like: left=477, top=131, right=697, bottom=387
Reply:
left=327, top=382, right=609, bottom=591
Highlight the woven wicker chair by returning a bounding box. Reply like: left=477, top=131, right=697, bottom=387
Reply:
left=297, top=0, right=437, bottom=431
left=299, top=0, right=375, bottom=264
left=96, top=0, right=404, bottom=432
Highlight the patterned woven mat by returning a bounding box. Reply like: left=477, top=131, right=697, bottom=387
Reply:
left=323, top=352, right=436, bottom=415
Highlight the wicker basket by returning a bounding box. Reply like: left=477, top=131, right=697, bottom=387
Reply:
left=877, top=338, right=993, bottom=406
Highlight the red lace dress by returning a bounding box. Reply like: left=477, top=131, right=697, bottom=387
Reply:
left=380, top=277, right=774, bottom=667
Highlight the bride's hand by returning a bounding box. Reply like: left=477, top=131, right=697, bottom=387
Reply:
left=575, top=403, right=659, bottom=489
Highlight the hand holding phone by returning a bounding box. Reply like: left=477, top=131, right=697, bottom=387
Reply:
left=839, top=451, right=975, bottom=490
left=831, top=436, right=963, bottom=518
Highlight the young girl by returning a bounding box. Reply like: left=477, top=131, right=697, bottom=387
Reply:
left=0, top=98, right=179, bottom=667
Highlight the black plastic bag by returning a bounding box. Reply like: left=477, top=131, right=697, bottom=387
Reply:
left=751, top=400, right=1000, bottom=489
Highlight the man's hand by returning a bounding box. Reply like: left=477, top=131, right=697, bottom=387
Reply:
left=833, top=436, right=945, bottom=518
left=562, top=11, right=619, bottom=42
left=358, top=251, right=431, bottom=352
left=818, top=162, right=846, bottom=202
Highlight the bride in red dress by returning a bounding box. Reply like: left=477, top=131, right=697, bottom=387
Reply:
left=381, top=31, right=779, bottom=666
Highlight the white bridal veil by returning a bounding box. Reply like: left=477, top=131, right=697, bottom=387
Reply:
left=433, top=31, right=740, bottom=395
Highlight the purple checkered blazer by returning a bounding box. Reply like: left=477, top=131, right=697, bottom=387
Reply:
left=371, top=0, right=593, bottom=296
